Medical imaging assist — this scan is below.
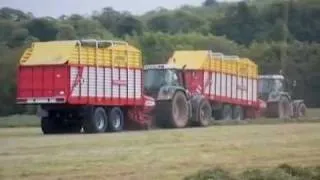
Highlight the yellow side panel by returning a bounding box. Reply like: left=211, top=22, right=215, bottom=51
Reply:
left=168, top=51, right=208, bottom=69
left=204, top=53, right=223, bottom=72
left=20, top=41, right=77, bottom=65
left=202, top=53, right=258, bottom=78
left=236, top=58, right=258, bottom=78
left=168, top=50, right=258, bottom=78
left=68, top=44, right=142, bottom=68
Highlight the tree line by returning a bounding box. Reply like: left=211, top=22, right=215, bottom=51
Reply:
left=0, top=0, right=319, bottom=116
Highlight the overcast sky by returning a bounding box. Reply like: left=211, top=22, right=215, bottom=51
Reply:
left=0, top=0, right=241, bottom=17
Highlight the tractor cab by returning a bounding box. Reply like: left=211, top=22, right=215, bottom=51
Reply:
left=143, top=64, right=192, bottom=129
left=258, top=75, right=286, bottom=101
left=143, top=64, right=185, bottom=100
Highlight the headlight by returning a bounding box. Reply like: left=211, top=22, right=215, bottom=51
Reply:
left=144, top=100, right=155, bottom=107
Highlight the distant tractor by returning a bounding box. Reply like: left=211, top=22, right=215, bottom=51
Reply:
left=258, top=74, right=307, bottom=119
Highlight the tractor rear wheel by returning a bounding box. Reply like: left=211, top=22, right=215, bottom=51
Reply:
left=63, top=121, right=82, bottom=134
left=166, top=91, right=189, bottom=128
left=41, top=116, right=82, bottom=134
left=41, top=116, right=61, bottom=134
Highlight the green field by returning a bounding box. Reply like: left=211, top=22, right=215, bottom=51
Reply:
left=0, top=122, right=320, bottom=180
left=0, top=109, right=320, bottom=180
left=1, top=108, right=320, bottom=128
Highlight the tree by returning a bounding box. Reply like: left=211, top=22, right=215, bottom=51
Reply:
left=115, top=16, right=143, bottom=37
left=93, top=7, right=123, bottom=33
left=0, top=7, right=32, bottom=21
left=7, top=28, right=30, bottom=47
left=202, top=0, right=217, bottom=7
left=147, top=11, right=205, bottom=34
left=26, top=18, right=59, bottom=41
left=64, top=18, right=114, bottom=39
left=211, top=2, right=265, bottom=45
left=147, top=14, right=172, bottom=33
left=56, top=24, right=77, bottom=40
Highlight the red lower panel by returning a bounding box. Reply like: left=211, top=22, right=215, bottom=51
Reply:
left=206, top=94, right=259, bottom=108
left=68, top=97, right=144, bottom=106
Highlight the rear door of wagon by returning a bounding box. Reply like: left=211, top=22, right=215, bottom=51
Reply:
left=16, top=65, right=69, bottom=104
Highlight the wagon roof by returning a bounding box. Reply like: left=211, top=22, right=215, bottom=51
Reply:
left=167, top=50, right=210, bottom=69
left=167, top=50, right=257, bottom=70
left=19, top=40, right=140, bottom=66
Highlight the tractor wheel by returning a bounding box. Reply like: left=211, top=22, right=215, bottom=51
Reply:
left=41, top=115, right=82, bottom=134
left=279, top=96, right=291, bottom=120
left=83, top=107, right=108, bottom=134
left=64, top=121, right=82, bottom=134
left=166, top=91, right=189, bottom=128
left=41, top=116, right=62, bottom=135
left=221, top=104, right=233, bottom=121
left=194, top=99, right=212, bottom=127
left=232, top=105, right=245, bottom=121
left=108, top=107, right=124, bottom=132
left=297, top=103, right=307, bottom=118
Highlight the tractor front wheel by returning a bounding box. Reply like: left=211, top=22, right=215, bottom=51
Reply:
left=166, top=91, right=189, bottom=128
left=279, top=96, right=291, bottom=120
left=297, top=103, right=307, bottom=118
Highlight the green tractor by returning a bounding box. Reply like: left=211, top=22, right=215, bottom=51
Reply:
left=258, top=74, right=307, bottom=119
left=143, top=64, right=212, bottom=129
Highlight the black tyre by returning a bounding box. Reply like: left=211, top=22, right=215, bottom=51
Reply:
left=297, top=103, right=307, bottom=118
left=221, top=104, right=233, bottom=121
left=83, top=107, right=108, bottom=134
left=41, top=115, right=82, bottom=134
left=41, top=117, right=61, bottom=134
left=108, top=107, right=124, bottom=132
left=64, top=121, right=82, bottom=134
left=166, top=91, right=189, bottom=128
left=194, top=99, right=212, bottom=127
left=279, top=96, right=291, bottom=119
left=232, top=105, right=245, bottom=121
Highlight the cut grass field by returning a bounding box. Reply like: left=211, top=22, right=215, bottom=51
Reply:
left=0, top=122, right=320, bottom=180
left=1, top=108, right=320, bottom=128
left=1, top=108, right=320, bottom=179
